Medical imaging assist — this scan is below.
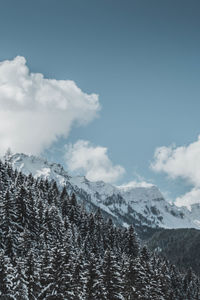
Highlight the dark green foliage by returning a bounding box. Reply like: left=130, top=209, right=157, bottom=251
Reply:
left=125, top=225, right=139, bottom=258
left=148, top=228, right=200, bottom=276
left=102, top=250, right=122, bottom=300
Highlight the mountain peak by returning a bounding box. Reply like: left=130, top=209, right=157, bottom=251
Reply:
left=7, top=152, right=70, bottom=184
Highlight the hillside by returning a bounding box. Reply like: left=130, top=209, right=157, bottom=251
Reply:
left=147, top=228, right=200, bottom=276
left=0, top=159, right=199, bottom=299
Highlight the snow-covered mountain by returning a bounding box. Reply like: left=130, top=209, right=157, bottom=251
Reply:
left=6, top=153, right=200, bottom=231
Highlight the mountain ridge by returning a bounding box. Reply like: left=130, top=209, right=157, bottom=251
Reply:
left=6, top=152, right=200, bottom=232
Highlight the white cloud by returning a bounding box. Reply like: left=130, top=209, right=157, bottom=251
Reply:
left=151, top=136, right=200, bottom=208
left=0, top=56, right=100, bottom=155
left=151, top=136, right=200, bottom=186
left=65, top=140, right=125, bottom=183
left=175, top=188, right=200, bottom=210
left=117, top=181, right=154, bottom=190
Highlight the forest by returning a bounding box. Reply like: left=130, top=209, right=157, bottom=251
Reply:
left=0, top=160, right=199, bottom=299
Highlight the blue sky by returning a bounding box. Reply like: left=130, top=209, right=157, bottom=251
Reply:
left=0, top=0, right=200, bottom=205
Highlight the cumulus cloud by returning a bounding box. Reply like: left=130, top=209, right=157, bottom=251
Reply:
left=0, top=56, right=100, bottom=155
left=65, top=140, right=125, bottom=183
left=151, top=136, right=200, bottom=186
left=175, top=188, right=200, bottom=210
left=151, top=136, right=200, bottom=208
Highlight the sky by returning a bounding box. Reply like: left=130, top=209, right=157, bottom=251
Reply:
left=0, top=0, right=200, bottom=207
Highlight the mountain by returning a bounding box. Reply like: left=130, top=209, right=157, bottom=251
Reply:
left=6, top=153, right=200, bottom=235
left=0, top=156, right=199, bottom=299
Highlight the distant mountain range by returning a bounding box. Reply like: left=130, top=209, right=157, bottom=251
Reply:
left=6, top=153, right=200, bottom=236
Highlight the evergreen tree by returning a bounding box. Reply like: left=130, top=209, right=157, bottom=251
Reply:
left=84, top=253, right=104, bottom=300
left=13, top=260, right=29, bottom=300
left=102, top=249, right=123, bottom=300
left=125, top=225, right=139, bottom=259
left=25, top=252, right=40, bottom=300
left=15, top=186, right=27, bottom=230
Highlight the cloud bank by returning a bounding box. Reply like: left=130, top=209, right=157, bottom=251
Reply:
left=0, top=56, right=100, bottom=155
left=65, top=140, right=125, bottom=183
left=151, top=136, right=200, bottom=208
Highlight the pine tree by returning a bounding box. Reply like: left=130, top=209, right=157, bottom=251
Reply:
left=42, top=246, right=65, bottom=299
left=1, top=190, right=18, bottom=257
left=125, top=225, right=139, bottom=259
left=102, top=249, right=123, bottom=300
left=15, top=186, right=27, bottom=230
left=84, top=253, right=104, bottom=300
left=0, top=254, right=15, bottom=299
left=60, top=186, right=69, bottom=218
left=25, top=252, right=40, bottom=300
left=70, top=252, right=85, bottom=300
left=13, top=259, right=29, bottom=300
left=0, top=252, right=9, bottom=297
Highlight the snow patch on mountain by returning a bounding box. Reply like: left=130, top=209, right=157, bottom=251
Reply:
left=6, top=153, right=200, bottom=230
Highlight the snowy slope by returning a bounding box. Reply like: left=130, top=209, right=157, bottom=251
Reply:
left=6, top=153, right=200, bottom=230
